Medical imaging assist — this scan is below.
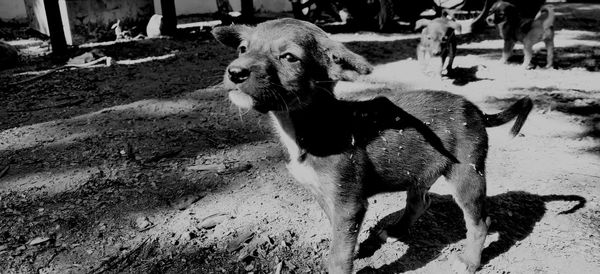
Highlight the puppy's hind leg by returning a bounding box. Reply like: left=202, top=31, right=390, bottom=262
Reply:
left=446, top=39, right=457, bottom=75
left=544, top=38, right=554, bottom=69
left=522, top=42, right=535, bottom=69
left=446, top=163, right=490, bottom=273
left=381, top=186, right=431, bottom=240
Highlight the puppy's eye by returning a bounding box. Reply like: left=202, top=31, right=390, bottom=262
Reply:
left=239, top=45, right=247, bottom=54
left=280, top=53, right=299, bottom=63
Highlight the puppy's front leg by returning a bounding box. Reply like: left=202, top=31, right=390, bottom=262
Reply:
left=328, top=196, right=367, bottom=274
left=445, top=39, right=457, bottom=75
left=501, top=40, right=515, bottom=64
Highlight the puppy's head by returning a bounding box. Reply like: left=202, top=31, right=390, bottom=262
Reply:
left=415, top=18, right=460, bottom=56
left=212, top=18, right=373, bottom=113
left=487, top=1, right=517, bottom=26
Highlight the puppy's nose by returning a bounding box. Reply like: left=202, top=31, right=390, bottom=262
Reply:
left=228, top=66, right=250, bottom=84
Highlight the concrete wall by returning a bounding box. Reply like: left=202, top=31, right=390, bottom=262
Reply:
left=154, top=0, right=291, bottom=16
left=63, top=0, right=154, bottom=44
left=24, top=0, right=154, bottom=44
left=0, top=0, right=28, bottom=22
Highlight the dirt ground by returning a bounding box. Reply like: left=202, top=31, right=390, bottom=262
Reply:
left=1, top=3, right=599, bottom=274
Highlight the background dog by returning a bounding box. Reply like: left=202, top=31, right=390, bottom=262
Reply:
left=213, top=18, right=532, bottom=274
left=415, top=17, right=461, bottom=76
left=486, top=0, right=555, bottom=69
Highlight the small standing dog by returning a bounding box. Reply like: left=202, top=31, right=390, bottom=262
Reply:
left=415, top=17, right=461, bottom=76
left=486, top=1, right=555, bottom=69
left=213, top=18, right=533, bottom=273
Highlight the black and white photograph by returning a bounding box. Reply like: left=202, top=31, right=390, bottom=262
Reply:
left=0, top=0, right=599, bottom=273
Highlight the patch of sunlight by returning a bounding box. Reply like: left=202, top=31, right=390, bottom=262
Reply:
left=0, top=96, right=204, bottom=151
left=331, top=32, right=420, bottom=43
left=11, top=53, right=177, bottom=78
left=0, top=122, right=94, bottom=151
left=177, top=20, right=221, bottom=29
left=459, top=29, right=600, bottom=50
left=79, top=38, right=147, bottom=48
left=98, top=98, right=199, bottom=116
left=0, top=166, right=98, bottom=196
left=116, top=53, right=176, bottom=65
left=334, top=81, right=387, bottom=95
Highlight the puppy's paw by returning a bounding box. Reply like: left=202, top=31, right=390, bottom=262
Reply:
left=451, top=254, right=477, bottom=274
left=521, top=63, right=536, bottom=70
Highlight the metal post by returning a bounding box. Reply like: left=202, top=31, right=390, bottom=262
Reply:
left=241, top=0, right=254, bottom=21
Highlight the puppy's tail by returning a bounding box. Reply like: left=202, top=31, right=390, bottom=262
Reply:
left=484, top=97, right=533, bottom=137
left=536, top=5, right=555, bottom=30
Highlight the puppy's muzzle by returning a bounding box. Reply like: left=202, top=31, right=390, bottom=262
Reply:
left=227, top=66, right=250, bottom=84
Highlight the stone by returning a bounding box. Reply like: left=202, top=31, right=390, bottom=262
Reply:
left=146, top=14, right=163, bottom=38
left=0, top=41, right=18, bottom=70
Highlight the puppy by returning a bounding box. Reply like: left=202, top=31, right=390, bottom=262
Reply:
left=213, top=18, right=533, bottom=273
left=486, top=1, right=555, bottom=69
left=415, top=17, right=461, bottom=76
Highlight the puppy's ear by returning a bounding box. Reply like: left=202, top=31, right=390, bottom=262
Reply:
left=325, top=40, right=373, bottom=81
left=448, top=21, right=462, bottom=34
left=212, top=25, right=252, bottom=48
left=415, top=19, right=431, bottom=31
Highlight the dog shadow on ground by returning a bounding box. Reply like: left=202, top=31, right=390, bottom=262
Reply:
left=356, top=191, right=586, bottom=273
left=446, top=65, right=491, bottom=86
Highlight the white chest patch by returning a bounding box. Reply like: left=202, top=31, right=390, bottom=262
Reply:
left=269, top=112, right=334, bottom=190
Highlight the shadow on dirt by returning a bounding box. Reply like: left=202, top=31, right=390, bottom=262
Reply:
left=356, top=191, right=586, bottom=273
left=0, top=36, right=234, bottom=131
left=447, top=65, right=492, bottom=86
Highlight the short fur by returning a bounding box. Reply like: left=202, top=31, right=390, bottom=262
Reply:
left=486, top=1, right=555, bottom=69
left=415, top=17, right=461, bottom=76
left=213, top=18, right=533, bottom=274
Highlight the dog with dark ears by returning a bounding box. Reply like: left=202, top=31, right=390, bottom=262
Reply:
left=415, top=17, right=461, bottom=76
left=212, top=18, right=533, bottom=273
left=486, top=0, right=555, bottom=69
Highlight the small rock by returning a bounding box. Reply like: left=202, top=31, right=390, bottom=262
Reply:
left=274, top=261, right=283, bottom=274
left=173, top=194, right=204, bottom=210
left=135, top=216, right=152, bottom=230
left=0, top=41, right=18, bottom=70
left=147, top=14, right=164, bottom=38
left=227, top=230, right=255, bottom=252
left=199, top=213, right=231, bottom=229
left=28, top=237, right=50, bottom=246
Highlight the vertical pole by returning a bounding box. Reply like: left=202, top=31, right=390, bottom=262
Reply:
left=44, top=0, right=67, bottom=55
left=241, top=0, right=254, bottom=22
left=160, top=0, right=177, bottom=36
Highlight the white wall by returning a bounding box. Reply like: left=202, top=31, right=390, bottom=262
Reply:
left=154, top=0, right=291, bottom=16
left=0, top=0, right=27, bottom=22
